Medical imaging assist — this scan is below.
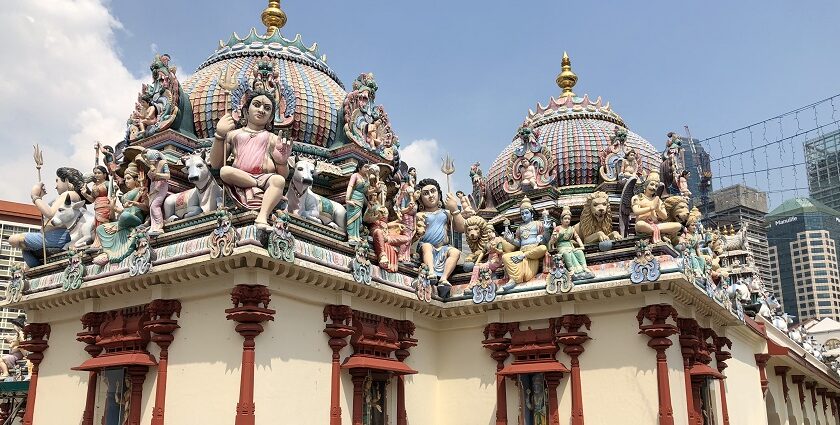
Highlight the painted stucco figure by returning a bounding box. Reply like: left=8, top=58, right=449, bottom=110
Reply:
left=93, top=162, right=149, bottom=265
left=630, top=172, right=682, bottom=243
left=142, top=149, right=170, bottom=236
left=501, top=197, right=549, bottom=285
left=549, top=206, right=594, bottom=280
left=345, top=162, right=373, bottom=246
left=210, top=90, right=292, bottom=230
left=414, top=178, right=465, bottom=289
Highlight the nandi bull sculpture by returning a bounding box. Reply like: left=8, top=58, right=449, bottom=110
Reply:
left=286, top=156, right=347, bottom=231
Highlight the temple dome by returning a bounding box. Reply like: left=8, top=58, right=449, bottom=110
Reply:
left=486, top=53, right=661, bottom=206
left=183, top=26, right=347, bottom=148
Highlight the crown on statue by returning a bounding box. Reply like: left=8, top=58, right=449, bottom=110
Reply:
left=520, top=196, right=533, bottom=211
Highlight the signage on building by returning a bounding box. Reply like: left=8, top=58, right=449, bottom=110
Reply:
left=770, top=216, right=798, bottom=227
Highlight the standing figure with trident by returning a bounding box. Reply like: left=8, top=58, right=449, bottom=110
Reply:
left=8, top=145, right=85, bottom=267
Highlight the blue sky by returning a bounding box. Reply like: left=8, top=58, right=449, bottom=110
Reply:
left=1, top=1, right=838, bottom=202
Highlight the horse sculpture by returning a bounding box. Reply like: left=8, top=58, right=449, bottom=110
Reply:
left=286, top=157, right=347, bottom=231
left=51, top=196, right=95, bottom=249
left=163, top=152, right=222, bottom=222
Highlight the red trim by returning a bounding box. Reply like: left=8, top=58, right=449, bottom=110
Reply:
left=483, top=323, right=513, bottom=425
left=556, top=314, right=591, bottom=425
left=755, top=354, right=771, bottom=397
left=774, top=366, right=791, bottom=402
left=73, top=352, right=157, bottom=370
left=689, top=363, right=725, bottom=380
left=324, top=306, right=353, bottom=425
left=146, top=299, right=181, bottom=425
left=341, top=355, right=417, bottom=375
left=792, top=375, right=806, bottom=408
left=497, top=361, right=569, bottom=376
left=77, top=312, right=106, bottom=425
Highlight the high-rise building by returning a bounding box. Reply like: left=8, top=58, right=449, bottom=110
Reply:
left=806, top=128, right=840, bottom=211
left=679, top=136, right=713, bottom=207
left=0, top=200, right=40, bottom=354
left=703, top=184, right=772, bottom=287
left=766, top=197, right=840, bottom=322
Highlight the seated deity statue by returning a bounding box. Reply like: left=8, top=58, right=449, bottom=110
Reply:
left=92, top=162, right=150, bottom=265
left=631, top=172, right=682, bottom=243
left=618, top=149, right=641, bottom=182
left=549, top=206, right=594, bottom=280
left=501, top=197, right=549, bottom=285
left=210, top=90, right=292, bottom=230
left=413, top=178, right=465, bottom=287
left=8, top=167, right=85, bottom=267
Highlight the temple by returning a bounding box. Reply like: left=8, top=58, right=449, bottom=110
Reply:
left=1, top=2, right=837, bottom=425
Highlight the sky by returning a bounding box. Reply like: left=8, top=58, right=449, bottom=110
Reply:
left=1, top=0, right=839, bottom=203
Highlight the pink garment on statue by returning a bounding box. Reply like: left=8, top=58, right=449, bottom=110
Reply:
left=232, top=131, right=271, bottom=174
left=643, top=217, right=661, bottom=242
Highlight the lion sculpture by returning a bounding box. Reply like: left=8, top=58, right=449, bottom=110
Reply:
left=575, top=191, right=622, bottom=244
left=663, top=196, right=690, bottom=244
left=464, top=215, right=497, bottom=264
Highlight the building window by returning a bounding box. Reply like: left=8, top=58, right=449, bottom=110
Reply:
left=818, top=293, right=830, bottom=298
left=819, top=301, right=832, bottom=307
left=820, top=309, right=833, bottom=314
left=94, top=368, right=129, bottom=425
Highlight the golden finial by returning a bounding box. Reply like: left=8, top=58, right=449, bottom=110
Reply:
left=261, top=0, right=287, bottom=36
left=555, top=52, right=578, bottom=98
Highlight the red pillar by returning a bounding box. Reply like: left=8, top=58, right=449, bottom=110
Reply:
left=677, top=318, right=700, bottom=425
left=637, top=305, right=679, bottom=425
left=545, top=373, right=563, bottom=425
left=774, top=366, right=791, bottom=402
left=323, top=305, right=354, bottom=425
left=754, top=354, right=771, bottom=397
left=77, top=312, right=106, bottom=425
left=792, top=375, right=806, bottom=408
left=350, top=371, right=366, bottom=425
left=20, top=323, right=50, bottom=425
left=483, top=323, right=513, bottom=425
left=126, top=365, right=148, bottom=425
left=818, top=388, right=828, bottom=414
left=394, top=320, right=417, bottom=425
left=714, top=336, right=732, bottom=425
left=557, top=314, right=591, bottom=425
left=806, top=381, right=818, bottom=414
left=145, top=299, right=181, bottom=425
left=225, top=285, right=276, bottom=425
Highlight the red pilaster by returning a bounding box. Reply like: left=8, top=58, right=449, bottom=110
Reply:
left=20, top=322, right=50, bottom=425
left=792, top=375, right=806, bottom=408
left=828, top=392, right=837, bottom=418
left=714, top=336, right=733, bottom=425
left=806, top=381, right=818, bottom=412
left=77, top=312, right=106, bottom=425
left=126, top=365, right=148, bottom=425
left=482, top=323, right=514, bottom=425
left=394, top=320, right=417, bottom=425
left=225, top=285, right=275, bottom=425
left=350, top=371, right=366, bottom=425
left=677, top=318, right=701, bottom=425
left=637, top=304, right=679, bottom=425
left=145, top=299, right=182, bottom=425
left=754, top=354, right=771, bottom=397
left=323, top=305, right=354, bottom=425
left=545, top=373, right=562, bottom=425
left=774, top=366, right=791, bottom=402
left=818, top=388, right=828, bottom=413
left=556, top=314, right=591, bottom=425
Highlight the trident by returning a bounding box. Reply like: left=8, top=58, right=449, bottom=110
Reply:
left=440, top=153, right=455, bottom=235
left=218, top=65, right=238, bottom=207
left=32, top=145, right=47, bottom=264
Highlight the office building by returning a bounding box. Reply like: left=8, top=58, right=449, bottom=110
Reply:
left=806, top=129, right=840, bottom=211
left=0, top=200, right=39, bottom=354
left=766, top=197, right=840, bottom=322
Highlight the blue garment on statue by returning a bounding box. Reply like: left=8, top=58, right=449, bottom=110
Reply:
left=21, top=228, right=70, bottom=267
left=418, top=209, right=451, bottom=276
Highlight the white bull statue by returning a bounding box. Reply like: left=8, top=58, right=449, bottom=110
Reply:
left=164, top=152, right=222, bottom=222
left=286, top=156, right=346, bottom=231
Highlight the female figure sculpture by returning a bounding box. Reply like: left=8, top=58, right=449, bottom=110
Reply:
left=93, top=162, right=149, bottom=264
left=549, top=206, right=594, bottom=280
left=143, top=149, right=170, bottom=236
left=414, top=178, right=465, bottom=288
left=210, top=90, right=292, bottom=230
left=345, top=162, right=372, bottom=246
left=83, top=165, right=113, bottom=227
left=501, top=197, right=549, bottom=284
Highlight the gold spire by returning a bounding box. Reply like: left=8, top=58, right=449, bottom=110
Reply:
left=555, top=52, right=578, bottom=98
left=261, top=0, right=287, bottom=36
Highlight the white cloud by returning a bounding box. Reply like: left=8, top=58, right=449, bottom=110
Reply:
left=0, top=0, right=143, bottom=202
left=399, top=139, right=460, bottom=194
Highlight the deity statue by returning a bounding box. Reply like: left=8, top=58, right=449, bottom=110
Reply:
left=209, top=89, right=292, bottom=230
left=630, top=172, right=682, bottom=243
left=469, top=161, right=487, bottom=210
left=681, top=207, right=708, bottom=276
left=395, top=180, right=417, bottom=263
left=345, top=162, right=373, bottom=245
left=501, top=197, right=549, bottom=285
left=549, top=206, right=594, bottom=280
left=0, top=315, right=25, bottom=378
left=455, top=190, right=476, bottom=218
left=362, top=376, right=384, bottom=425
left=618, top=149, right=642, bottom=182
left=464, top=215, right=506, bottom=287
left=369, top=207, right=412, bottom=272
left=343, top=73, right=400, bottom=161
left=82, top=165, right=113, bottom=227
left=599, top=126, right=632, bottom=182
left=142, top=149, right=170, bottom=236
left=521, top=374, right=548, bottom=425
left=414, top=178, right=465, bottom=289
left=660, top=132, right=685, bottom=194
left=92, top=162, right=150, bottom=265
left=678, top=170, right=692, bottom=197
left=8, top=167, right=85, bottom=267
left=503, top=125, right=555, bottom=194
left=125, top=54, right=186, bottom=143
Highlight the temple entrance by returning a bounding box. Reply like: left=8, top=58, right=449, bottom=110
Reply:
left=94, top=368, right=128, bottom=425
